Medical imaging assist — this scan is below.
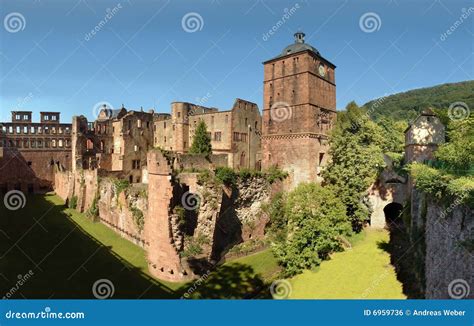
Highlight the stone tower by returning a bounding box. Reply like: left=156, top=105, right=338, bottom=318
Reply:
left=262, top=32, right=336, bottom=189
left=404, top=108, right=445, bottom=164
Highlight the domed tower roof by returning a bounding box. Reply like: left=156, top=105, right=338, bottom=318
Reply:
left=264, top=32, right=334, bottom=67
left=278, top=32, right=320, bottom=57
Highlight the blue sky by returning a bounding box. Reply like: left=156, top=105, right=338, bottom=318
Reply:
left=0, top=0, right=473, bottom=122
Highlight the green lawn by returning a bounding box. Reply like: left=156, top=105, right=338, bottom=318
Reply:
left=0, top=194, right=180, bottom=298
left=288, top=229, right=406, bottom=299
left=0, top=194, right=405, bottom=299
left=61, top=195, right=183, bottom=291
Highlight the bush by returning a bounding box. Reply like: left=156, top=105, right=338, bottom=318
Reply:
left=130, top=206, right=144, bottom=231
left=68, top=195, right=78, bottom=209
left=271, top=183, right=352, bottom=276
left=215, top=167, right=236, bottom=185
left=181, top=234, right=209, bottom=258
left=263, top=192, right=287, bottom=243
left=264, top=166, right=288, bottom=184
left=113, top=179, right=130, bottom=195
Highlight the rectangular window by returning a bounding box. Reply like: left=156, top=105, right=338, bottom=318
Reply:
left=23, top=115, right=29, bottom=120
left=44, top=115, right=49, bottom=121
left=233, top=132, right=240, bottom=141
left=51, top=115, right=57, bottom=121
left=30, top=126, right=35, bottom=133
left=137, top=119, right=142, bottom=128
left=214, top=132, right=222, bottom=141
left=241, top=133, right=247, bottom=142
left=23, top=126, right=28, bottom=134
left=132, top=160, right=141, bottom=169
left=58, top=139, right=63, bottom=148
left=15, top=114, right=21, bottom=120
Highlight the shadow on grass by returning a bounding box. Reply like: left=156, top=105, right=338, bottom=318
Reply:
left=178, top=263, right=271, bottom=299
left=0, top=194, right=175, bottom=298
left=0, top=194, right=270, bottom=299
left=377, top=219, right=424, bottom=298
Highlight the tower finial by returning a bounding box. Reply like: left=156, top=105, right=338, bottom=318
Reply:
left=294, top=31, right=305, bottom=44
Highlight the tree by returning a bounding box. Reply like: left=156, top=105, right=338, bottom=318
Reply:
left=322, top=101, right=386, bottom=231
left=271, top=183, right=352, bottom=276
left=435, top=116, right=474, bottom=173
left=189, top=120, right=212, bottom=156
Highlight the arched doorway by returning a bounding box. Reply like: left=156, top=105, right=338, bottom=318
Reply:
left=383, top=202, right=403, bottom=227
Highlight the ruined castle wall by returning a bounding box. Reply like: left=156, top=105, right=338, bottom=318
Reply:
left=74, top=169, right=98, bottom=213
left=211, top=176, right=271, bottom=259
left=54, top=170, right=75, bottom=202
left=423, top=200, right=473, bottom=299
left=145, top=150, right=193, bottom=281
left=97, top=180, right=146, bottom=247
left=173, top=154, right=228, bottom=171
left=0, top=148, right=71, bottom=193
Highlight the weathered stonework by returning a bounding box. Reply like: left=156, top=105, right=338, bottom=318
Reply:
left=145, top=150, right=193, bottom=281
left=262, top=32, right=336, bottom=190
left=0, top=111, right=71, bottom=193
left=422, top=200, right=473, bottom=299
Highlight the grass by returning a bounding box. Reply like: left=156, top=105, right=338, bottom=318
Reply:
left=227, top=248, right=280, bottom=282
left=288, top=229, right=406, bottom=299
left=0, top=194, right=180, bottom=298
left=1, top=194, right=406, bottom=299
left=61, top=195, right=182, bottom=291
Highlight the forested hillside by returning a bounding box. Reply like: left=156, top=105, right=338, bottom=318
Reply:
left=362, top=80, right=474, bottom=121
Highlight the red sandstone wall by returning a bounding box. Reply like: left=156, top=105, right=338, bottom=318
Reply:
left=0, top=148, right=71, bottom=193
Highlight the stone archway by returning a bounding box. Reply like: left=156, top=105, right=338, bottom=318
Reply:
left=383, top=202, right=403, bottom=228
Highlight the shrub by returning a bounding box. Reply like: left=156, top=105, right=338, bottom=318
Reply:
left=181, top=234, right=209, bottom=258
left=130, top=206, right=144, bottom=231
left=264, top=166, right=288, bottom=184
left=68, top=195, right=78, bottom=209
left=271, top=183, right=352, bottom=276
left=113, top=179, right=130, bottom=195
left=215, top=167, right=236, bottom=185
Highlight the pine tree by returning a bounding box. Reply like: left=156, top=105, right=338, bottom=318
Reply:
left=189, top=120, right=212, bottom=156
